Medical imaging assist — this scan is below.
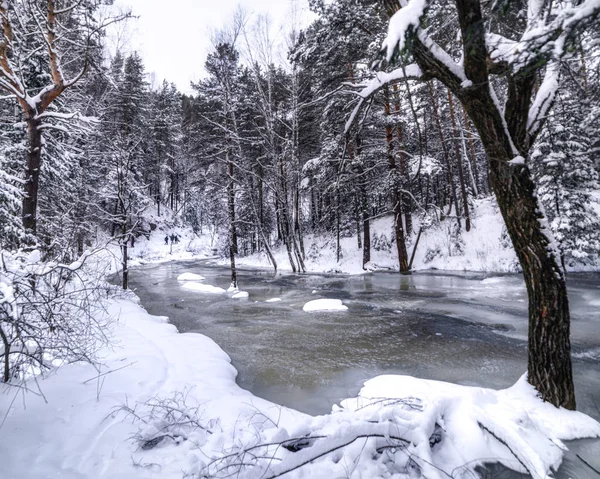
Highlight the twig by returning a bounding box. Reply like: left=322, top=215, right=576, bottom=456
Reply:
left=83, top=360, right=137, bottom=384
left=577, top=453, right=600, bottom=475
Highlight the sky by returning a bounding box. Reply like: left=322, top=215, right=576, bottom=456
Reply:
left=110, top=0, right=315, bottom=94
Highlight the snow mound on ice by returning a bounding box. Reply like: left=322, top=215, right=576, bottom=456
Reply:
left=266, top=298, right=281, bottom=302
left=231, top=291, right=249, bottom=299
left=336, top=374, right=600, bottom=478
left=303, top=299, right=348, bottom=312
left=177, top=272, right=205, bottom=282
left=181, top=282, right=225, bottom=294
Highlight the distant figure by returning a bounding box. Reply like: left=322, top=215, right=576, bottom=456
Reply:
left=165, top=235, right=169, bottom=245
left=170, top=234, right=175, bottom=244
left=130, top=236, right=135, bottom=248
left=175, top=234, right=180, bottom=243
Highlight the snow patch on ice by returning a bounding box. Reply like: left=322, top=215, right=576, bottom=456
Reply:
left=265, top=298, right=281, bottom=302
left=177, top=272, right=205, bottom=282
left=181, top=282, right=226, bottom=294
left=338, top=374, right=600, bottom=478
left=303, top=299, right=348, bottom=312
left=231, top=291, right=249, bottom=299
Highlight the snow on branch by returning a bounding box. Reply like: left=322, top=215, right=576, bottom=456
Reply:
left=344, top=64, right=422, bottom=133
left=527, top=60, right=560, bottom=137
left=382, top=0, right=428, bottom=62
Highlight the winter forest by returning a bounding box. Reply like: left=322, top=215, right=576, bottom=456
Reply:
left=1, top=0, right=600, bottom=478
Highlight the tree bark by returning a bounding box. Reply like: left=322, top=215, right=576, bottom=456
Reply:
left=384, top=85, right=409, bottom=273
left=22, top=115, right=43, bottom=235
left=459, top=81, right=575, bottom=410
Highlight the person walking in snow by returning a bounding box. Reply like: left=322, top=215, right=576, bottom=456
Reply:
left=165, top=234, right=169, bottom=245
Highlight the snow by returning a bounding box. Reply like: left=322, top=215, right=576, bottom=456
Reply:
left=231, top=197, right=523, bottom=274
left=0, top=297, right=304, bottom=479
left=231, top=290, right=249, bottom=299
left=2, top=233, right=599, bottom=478
left=338, top=374, right=600, bottom=478
left=383, top=0, right=428, bottom=62
left=303, top=299, right=348, bottom=312
left=265, top=297, right=282, bottom=302
left=181, top=282, right=226, bottom=294
left=177, top=272, right=205, bottom=281
left=509, top=155, right=526, bottom=165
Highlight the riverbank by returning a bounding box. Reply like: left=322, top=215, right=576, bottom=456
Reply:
left=229, top=197, right=600, bottom=275
left=0, top=290, right=306, bottom=478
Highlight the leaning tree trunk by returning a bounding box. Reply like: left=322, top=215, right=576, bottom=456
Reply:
left=462, top=92, right=575, bottom=410
left=22, top=115, right=43, bottom=236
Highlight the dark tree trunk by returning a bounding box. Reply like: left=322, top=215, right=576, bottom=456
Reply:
left=376, top=0, right=576, bottom=409
left=227, top=152, right=238, bottom=287
left=227, top=157, right=238, bottom=254
left=428, top=81, right=459, bottom=222
left=384, top=85, right=410, bottom=273
left=122, top=241, right=128, bottom=290
left=22, top=115, right=43, bottom=236
left=465, top=94, right=575, bottom=409
left=362, top=195, right=371, bottom=268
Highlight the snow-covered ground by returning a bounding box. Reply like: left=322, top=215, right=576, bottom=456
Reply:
left=231, top=198, right=521, bottom=274
left=0, top=296, right=305, bottom=479
left=231, top=197, right=599, bottom=275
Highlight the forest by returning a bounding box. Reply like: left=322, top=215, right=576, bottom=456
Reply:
left=0, top=1, right=600, bottom=478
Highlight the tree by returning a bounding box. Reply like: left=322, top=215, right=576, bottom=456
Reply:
left=350, top=0, right=600, bottom=409
left=0, top=1, right=128, bottom=239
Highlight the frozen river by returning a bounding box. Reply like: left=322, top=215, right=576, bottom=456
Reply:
left=127, top=261, right=600, bottom=414
left=127, top=261, right=600, bottom=477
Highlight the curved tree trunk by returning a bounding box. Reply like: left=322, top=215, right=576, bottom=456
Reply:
left=461, top=91, right=575, bottom=409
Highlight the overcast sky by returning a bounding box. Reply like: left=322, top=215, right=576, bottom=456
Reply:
left=109, top=0, right=314, bottom=94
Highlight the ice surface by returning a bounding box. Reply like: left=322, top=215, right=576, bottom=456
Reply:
left=303, top=299, right=348, bottom=312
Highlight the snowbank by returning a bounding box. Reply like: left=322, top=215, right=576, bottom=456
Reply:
left=336, top=374, right=600, bottom=478
left=0, top=297, right=304, bottom=479
left=303, top=299, right=348, bottom=312
left=177, top=272, right=206, bottom=281
left=231, top=291, right=249, bottom=299
left=181, top=282, right=226, bottom=294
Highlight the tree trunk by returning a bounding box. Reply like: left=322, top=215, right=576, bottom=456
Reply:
left=462, top=92, right=575, bottom=409
left=22, top=115, right=43, bottom=236
left=227, top=156, right=238, bottom=255
left=448, top=90, right=471, bottom=231
left=428, top=81, right=459, bottom=221
left=362, top=193, right=371, bottom=268
left=122, top=239, right=128, bottom=290
left=227, top=151, right=238, bottom=287
left=384, top=85, right=410, bottom=273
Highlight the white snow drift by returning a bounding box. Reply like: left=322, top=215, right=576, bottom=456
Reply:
left=177, top=272, right=205, bottom=281
left=181, top=282, right=226, bottom=294
left=303, top=298, right=348, bottom=312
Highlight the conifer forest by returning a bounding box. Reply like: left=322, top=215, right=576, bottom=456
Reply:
left=1, top=1, right=600, bottom=478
